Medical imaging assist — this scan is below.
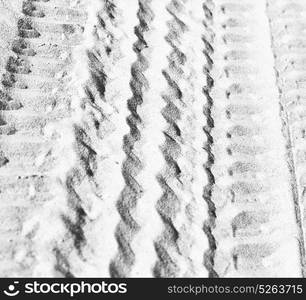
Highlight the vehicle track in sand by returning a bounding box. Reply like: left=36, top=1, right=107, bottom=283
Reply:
left=0, top=0, right=306, bottom=277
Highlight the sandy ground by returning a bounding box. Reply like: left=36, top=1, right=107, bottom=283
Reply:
left=0, top=0, right=305, bottom=278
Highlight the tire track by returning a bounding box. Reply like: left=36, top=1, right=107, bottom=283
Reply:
left=154, top=0, right=189, bottom=278
left=202, top=0, right=218, bottom=278
left=0, top=0, right=89, bottom=276
left=110, top=0, right=166, bottom=278
left=154, top=0, right=209, bottom=278
left=67, top=0, right=139, bottom=277
left=210, top=0, right=302, bottom=277
left=267, top=0, right=306, bottom=276
left=1, top=0, right=306, bottom=278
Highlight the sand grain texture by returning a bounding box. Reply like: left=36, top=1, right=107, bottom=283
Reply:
left=0, top=0, right=305, bottom=277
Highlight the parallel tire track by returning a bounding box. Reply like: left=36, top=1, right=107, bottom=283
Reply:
left=154, top=0, right=209, bottom=278
left=209, top=0, right=302, bottom=277
left=267, top=0, right=306, bottom=276
left=0, top=0, right=88, bottom=276
left=1, top=0, right=306, bottom=277
left=69, top=0, right=139, bottom=277
left=110, top=0, right=165, bottom=278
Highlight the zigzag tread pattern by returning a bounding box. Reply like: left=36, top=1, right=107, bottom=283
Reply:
left=0, top=0, right=306, bottom=277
